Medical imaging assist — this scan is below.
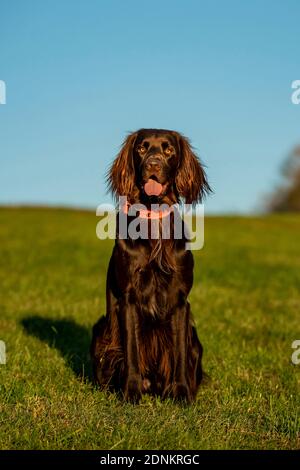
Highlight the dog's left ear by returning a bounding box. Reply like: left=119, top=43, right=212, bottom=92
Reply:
left=107, top=131, right=138, bottom=199
left=175, top=133, right=211, bottom=204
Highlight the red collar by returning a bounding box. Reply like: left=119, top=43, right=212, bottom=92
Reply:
left=121, top=201, right=173, bottom=219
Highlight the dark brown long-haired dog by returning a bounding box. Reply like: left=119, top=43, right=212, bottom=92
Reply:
left=91, top=129, right=211, bottom=402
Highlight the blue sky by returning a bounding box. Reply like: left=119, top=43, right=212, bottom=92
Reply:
left=0, top=0, right=299, bottom=213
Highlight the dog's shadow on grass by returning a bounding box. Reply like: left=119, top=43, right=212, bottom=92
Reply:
left=21, top=315, right=93, bottom=382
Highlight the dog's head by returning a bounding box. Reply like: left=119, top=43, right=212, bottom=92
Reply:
left=108, top=129, right=211, bottom=205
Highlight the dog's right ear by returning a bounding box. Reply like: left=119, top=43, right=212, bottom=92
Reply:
left=174, top=132, right=211, bottom=205
left=107, top=132, right=138, bottom=199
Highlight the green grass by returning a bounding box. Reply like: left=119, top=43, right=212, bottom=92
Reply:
left=0, top=207, right=299, bottom=449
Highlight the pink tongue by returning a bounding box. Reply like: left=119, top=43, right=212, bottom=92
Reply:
left=144, top=178, right=163, bottom=196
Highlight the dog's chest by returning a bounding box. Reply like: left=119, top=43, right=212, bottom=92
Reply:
left=135, top=266, right=174, bottom=317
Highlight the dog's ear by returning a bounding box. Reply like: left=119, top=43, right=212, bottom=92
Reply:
left=175, top=133, right=211, bottom=204
left=107, top=132, right=138, bottom=198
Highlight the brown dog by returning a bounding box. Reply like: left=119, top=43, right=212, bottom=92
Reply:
left=91, top=129, right=210, bottom=402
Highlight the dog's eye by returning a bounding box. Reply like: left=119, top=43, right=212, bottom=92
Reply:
left=137, top=146, right=147, bottom=155
left=164, top=147, right=173, bottom=156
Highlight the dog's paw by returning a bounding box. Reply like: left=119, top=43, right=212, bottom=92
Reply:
left=124, top=377, right=142, bottom=403
left=171, top=382, right=192, bottom=404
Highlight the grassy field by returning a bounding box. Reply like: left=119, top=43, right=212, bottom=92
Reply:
left=0, top=206, right=299, bottom=450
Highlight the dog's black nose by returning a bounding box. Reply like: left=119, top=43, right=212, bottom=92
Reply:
left=145, top=157, right=162, bottom=172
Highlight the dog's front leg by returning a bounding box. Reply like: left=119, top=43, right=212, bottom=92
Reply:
left=121, top=293, right=142, bottom=402
left=169, top=302, right=192, bottom=403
